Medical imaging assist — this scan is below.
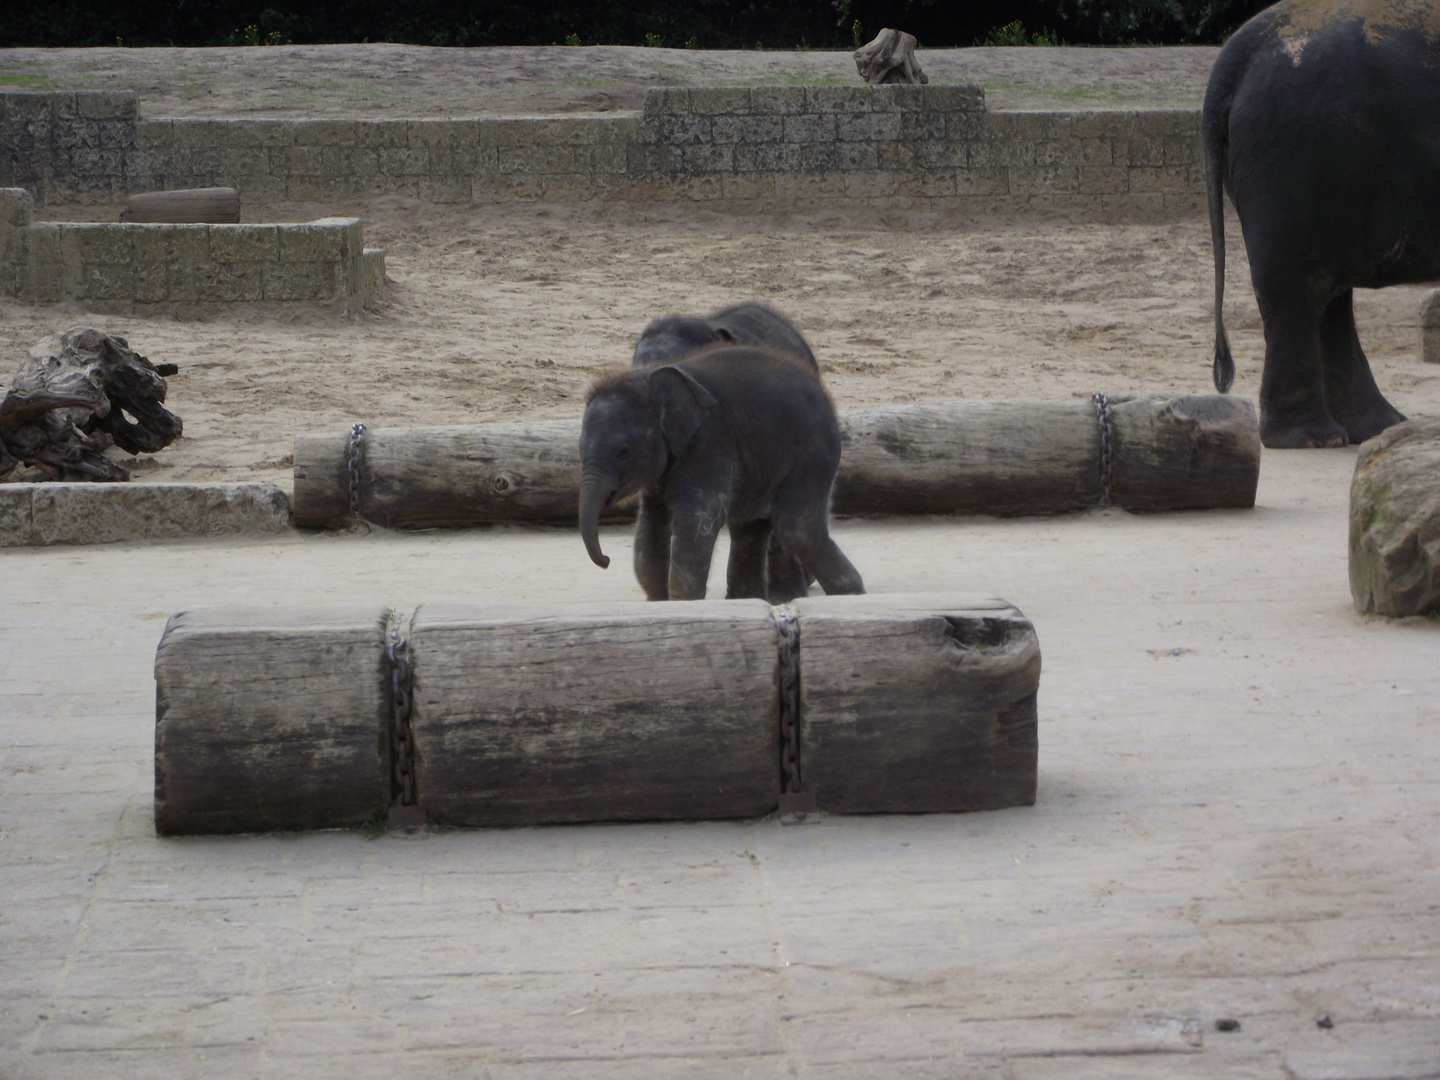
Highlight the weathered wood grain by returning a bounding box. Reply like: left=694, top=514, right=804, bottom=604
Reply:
left=120, top=187, right=241, bottom=224
left=153, top=605, right=391, bottom=835
left=832, top=401, right=1098, bottom=516
left=408, top=599, right=781, bottom=826
left=291, top=396, right=1260, bottom=529
left=292, top=421, right=588, bottom=528
left=793, top=593, right=1040, bottom=815
left=1109, top=394, right=1261, bottom=511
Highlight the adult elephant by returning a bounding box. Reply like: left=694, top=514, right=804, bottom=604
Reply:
left=1205, top=0, right=1440, bottom=448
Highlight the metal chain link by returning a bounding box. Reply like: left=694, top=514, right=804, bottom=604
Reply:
left=346, top=422, right=368, bottom=528
left=773, top=605, right=815, bottom=824
left=387, top=626, right=418, bottom=812
left=776, top=606, right=801, bottom=796
left=1091, top=392, right=1114, bottom=507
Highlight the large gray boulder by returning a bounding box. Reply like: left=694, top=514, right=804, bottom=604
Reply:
left=1349, top=417, right=1440, bottom=616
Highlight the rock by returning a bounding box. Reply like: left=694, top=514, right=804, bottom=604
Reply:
left=1421, top=289, right=1440, bottom=364
left=1349, top=417, right=1440, bottom=616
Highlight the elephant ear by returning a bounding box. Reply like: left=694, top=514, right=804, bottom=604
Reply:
left=650, top=365, right=717, bottom=456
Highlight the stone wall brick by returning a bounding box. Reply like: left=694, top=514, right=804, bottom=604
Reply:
left=687, top=87, right=751, bottom=116
left=835, top=112, right=902, bottom=142
left=782, top=113, right=836, bottom=143
left=712, top=115, right=784, bottom=144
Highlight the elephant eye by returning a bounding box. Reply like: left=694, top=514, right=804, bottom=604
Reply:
left=615, top=445, right=632, bottom=461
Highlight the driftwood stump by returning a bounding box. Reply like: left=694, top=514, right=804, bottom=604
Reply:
left=854, top=28, right=929, bottom=86
left=0, top=328, right=181, bottom=482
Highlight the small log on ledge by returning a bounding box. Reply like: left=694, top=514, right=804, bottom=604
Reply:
left=854, top=28, right=928, bottom=86
left=0, top=328, right=182, bottom=482
left=120, top=187, right=241, bottom=224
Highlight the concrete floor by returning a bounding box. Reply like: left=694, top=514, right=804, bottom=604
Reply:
left=2, top=448, right=1438, bottom=1078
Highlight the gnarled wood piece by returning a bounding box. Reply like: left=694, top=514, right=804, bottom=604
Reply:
left=854, top=28, right=928, bottom=86
left=0, top=328, right=182, bottom=482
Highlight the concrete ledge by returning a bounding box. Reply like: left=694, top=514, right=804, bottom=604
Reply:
left=0, top=482, right=292, bottom=547
left=0, top=190, right=383, bottom=315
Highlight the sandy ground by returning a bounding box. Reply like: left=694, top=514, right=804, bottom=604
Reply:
left=3, top=454, right=1440, bottom=1077
left=2, top=201, right=1438, bottom=490
left=0, top=44, right=1221, bottom=116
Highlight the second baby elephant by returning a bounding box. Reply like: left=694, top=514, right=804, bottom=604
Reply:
left=579, top=345, right=864, bottom=602
left=632, top=302, right=819, bottom=370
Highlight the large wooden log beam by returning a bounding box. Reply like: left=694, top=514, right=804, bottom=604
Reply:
left=152, top=595, right=1040, bottom=835
left=293, top=396, right=1260, bottom=529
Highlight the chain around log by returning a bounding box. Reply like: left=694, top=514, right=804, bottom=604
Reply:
left=386, top=617, right=425, bottom=828
left=773, top=605, right=816, bottom=825
left=1091, top=392, right=1114, bottom=507
left=346, top=422, right=370, bottom=531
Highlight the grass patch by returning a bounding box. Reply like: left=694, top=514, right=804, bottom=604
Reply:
left=0, top=73, right=50, bottom=87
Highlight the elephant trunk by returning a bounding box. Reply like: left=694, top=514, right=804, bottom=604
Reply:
left=578, top=473, right=613, bottom=569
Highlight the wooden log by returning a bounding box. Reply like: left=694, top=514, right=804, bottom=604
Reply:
left=153, top=606, right=391, bottom=835
left=120, top=187, right=241, bottom=224
left=292, top=422, right=587, bottom=528
left=794, top=594, right=1039, bottom=815
left=292, top=396, right=1259, bottom=529
left=409, top=600, right=781, bottom=826
left=150, top=594, right=1041, bottom=834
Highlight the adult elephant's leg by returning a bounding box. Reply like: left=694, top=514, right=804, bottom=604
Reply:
left=765, top=535, right=810, bottom=603
left=1256, top=282, right=1348, bottom=448
left=634, top=494, right=672, bottom=601
left=1319, top=289, right=1406, bottom=444
left=725, top=519, right=771, bottom=600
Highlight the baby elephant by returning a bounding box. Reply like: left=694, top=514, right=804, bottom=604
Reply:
left=579, top=345, right=864, bottom=602
left=633, top=302, right=818, bottom=598
left=632, top=302, right=818, bottom=370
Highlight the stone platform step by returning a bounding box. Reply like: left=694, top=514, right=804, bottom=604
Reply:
left=0, top=482, right=291, bottom=547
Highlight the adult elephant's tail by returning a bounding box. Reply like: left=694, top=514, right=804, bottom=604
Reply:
left=1203, top=70, right=1235, bottom=394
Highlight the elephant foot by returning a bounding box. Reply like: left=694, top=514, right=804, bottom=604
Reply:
left=1331, top=398, right=1406, bottom=445
left=1260, top=412, right=1349, bottom=449
left=766, top=553, right=810, bottom=603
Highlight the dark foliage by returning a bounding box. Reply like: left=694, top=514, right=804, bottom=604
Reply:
left=0, top=0, right=1270, bottom=49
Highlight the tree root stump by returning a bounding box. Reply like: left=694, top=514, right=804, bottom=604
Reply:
left=0, top=328, right=181, bottom=482
left=854, top=28, right=929, bottom=86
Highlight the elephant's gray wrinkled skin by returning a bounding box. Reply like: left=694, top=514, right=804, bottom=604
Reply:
left=632, top=302, right=817, bottom=598
left=578, top=345, right=864, bottom=603
left=632, top=302, right=819, bottom=371
left=1205, top=0, right=1440, bottom=448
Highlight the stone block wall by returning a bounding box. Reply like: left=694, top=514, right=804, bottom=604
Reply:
left=0, top=189, right=384, bottom=315
left=637, top=85, right=1201, bottom=215
left=1, top=88, right=1205, bottom=218
left=0, top=92, right=140, bottom=202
